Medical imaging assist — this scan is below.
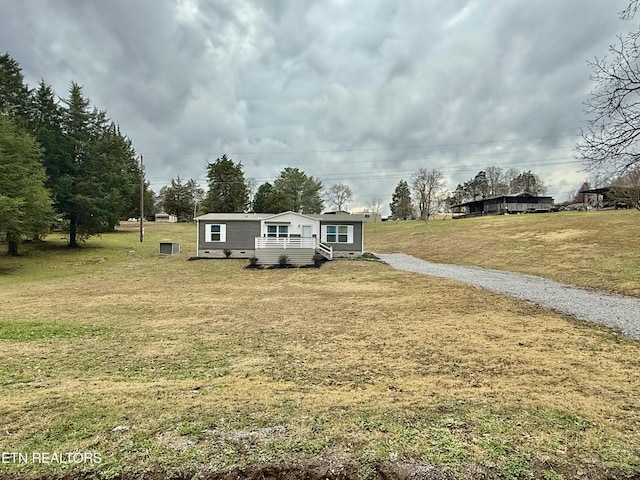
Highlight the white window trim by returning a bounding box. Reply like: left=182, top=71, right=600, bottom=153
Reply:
left=205, top=223, right=226, bottom=242
left=321, top=224, right=353, bottom=244
left=266, top=224, right=289, bottom=238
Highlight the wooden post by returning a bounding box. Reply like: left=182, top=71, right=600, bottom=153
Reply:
left=139, top=155, right=144, bottom=243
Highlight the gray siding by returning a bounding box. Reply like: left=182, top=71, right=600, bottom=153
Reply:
left=256, top=248, right=316, bottom=265
left=320, top=220, right=363, bottom=253
left=199, top=220, right=260, bottom=257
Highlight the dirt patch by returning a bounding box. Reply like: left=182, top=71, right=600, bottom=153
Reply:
left=536, top=228, right=586, bottom=242
left=11, top=461, right=630, bottom=480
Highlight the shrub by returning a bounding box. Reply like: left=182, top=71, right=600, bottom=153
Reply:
left=248, top=256, right=259, bottom=266
left=278, top=254, right=290, bottom=267
left=223, top=249, right=232, bottom=258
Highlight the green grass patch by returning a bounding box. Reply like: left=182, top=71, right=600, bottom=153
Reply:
left=0, top=320, right=105, bottom=341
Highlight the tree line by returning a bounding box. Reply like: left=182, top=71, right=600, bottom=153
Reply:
left=156, top=156, right=355, bottom=221
left=156, top=159, right=326, bottom=220
left=0, top=52, right=352, bottom=255
left=389, top=167, right=548, bottom=221
left=1, top=53, right=145, bottom=255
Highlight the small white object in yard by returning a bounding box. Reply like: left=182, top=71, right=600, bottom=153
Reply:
left=112, top=425, right=129, bottom=432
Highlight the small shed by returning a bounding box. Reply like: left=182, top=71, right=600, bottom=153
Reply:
left=159, top=242, right=180, bottom=255
left=155, top=212, right=178, bottom=223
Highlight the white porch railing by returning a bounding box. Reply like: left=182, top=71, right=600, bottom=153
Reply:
left=255, top=237, right=318, bottom=249
left=317, top=242, right=333, bottom=260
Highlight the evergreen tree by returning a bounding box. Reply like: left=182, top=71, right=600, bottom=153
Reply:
left=389, top=180, right=413, bottom=219
left=56, top=83, right=141, bottom=246
left=0, top=53, right=32, bottom=124
left=2, top=56, right=142, bottom=246
left=159, top=176, right=203, bottom=221
left=471, top=171, right=490, bottom=199
left=204, top=154, right=248, bottom=212
left=509, top=170, right=547, bottom=195
left=252, top=182, right=274, bottom=212
left=450, top=184, right=468, bottom=205
left=264, top=189, right=292, bottom=213
left=124, top=179, right=156, bottom=220
left=0, top=116, right=53, bottom=255
left=272, top=167, right=323, bottom=213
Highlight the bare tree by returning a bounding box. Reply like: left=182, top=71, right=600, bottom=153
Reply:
left=366, top=196, right=384, bottom=228
left=411, top=168, right=445, bottom=221
left=621, top=0, right=640, bottom=20
left=245, top=177, right=257, bottom=211
left=325, top=183, right=353, bottom=211
left=486, top=166, right=509, bottom=196
left=503, top=168, right=521, bottom=193
left=576, top=2, right=640, bottom=174
left=612, top=165, right=640, bottom=210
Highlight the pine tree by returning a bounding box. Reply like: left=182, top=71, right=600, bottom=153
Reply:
left=390, top=180, right=413, bottom=220
left=252, top=182, right=274, bottom=212
left=0, top=53, right=32, bottom=124
left=159, top=176, right=203, bottom=220
left=272, top=167, right=323, bottom=214
left=56, top=83, right=141, bottom=246
left=204, top=154, right=248, bottom=212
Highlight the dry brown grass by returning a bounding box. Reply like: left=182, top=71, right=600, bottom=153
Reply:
left=366, top=210, right=640, bottom=296
left=0, top=221, right=639, bottom=479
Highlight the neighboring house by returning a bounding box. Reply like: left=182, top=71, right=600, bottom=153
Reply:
left=155, top=212, right=178, bottom=223
left=578, top=186, right=630, bottom=209
left=344, top=209, right=382, bottom=223
left=452, top=193, right=555, bottom=217
left=195, top=211, right=365, bottom=265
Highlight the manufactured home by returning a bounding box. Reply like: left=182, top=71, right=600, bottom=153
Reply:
left=195, top=211, right=365, bottom=265
left=452, top=193, right=555, bottom=217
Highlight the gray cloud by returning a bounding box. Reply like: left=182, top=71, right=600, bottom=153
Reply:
left=0, top=0, right=631, bottom=210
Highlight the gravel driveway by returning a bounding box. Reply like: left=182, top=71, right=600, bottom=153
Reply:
left=374, top=253, right=640, bottom=340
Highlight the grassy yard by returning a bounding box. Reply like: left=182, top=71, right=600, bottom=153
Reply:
left=366, top=209, right=640, bottom=297
left=0, top=219, right=639, bottom=479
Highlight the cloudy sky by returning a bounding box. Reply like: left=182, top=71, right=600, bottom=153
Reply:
left=0, top=0, right=633, bottom=213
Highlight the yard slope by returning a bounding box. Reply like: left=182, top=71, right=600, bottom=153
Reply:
left=366, top=210, right=640, bottom=296
left=0, top=221, right=639, bottom=479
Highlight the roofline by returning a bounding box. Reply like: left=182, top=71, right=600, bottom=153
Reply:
left=195, top=211, right=366, bottom=222
left=451, top=193, right=555, bottom=208
left=262, top=211, right=319, bottom=222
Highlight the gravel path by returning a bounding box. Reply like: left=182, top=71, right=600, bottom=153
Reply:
left=374, top=253, right=640, bottom=340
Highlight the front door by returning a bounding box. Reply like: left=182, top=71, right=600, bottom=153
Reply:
left=301, top=225, right=312, bottom=238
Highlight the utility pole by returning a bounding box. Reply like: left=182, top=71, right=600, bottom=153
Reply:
left=139, top=155, right=144, bottom=243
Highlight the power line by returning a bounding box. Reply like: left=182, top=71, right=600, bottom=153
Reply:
left=145, top=156, right=583, bottom=186
left=138, top=134, right=578, bottom=159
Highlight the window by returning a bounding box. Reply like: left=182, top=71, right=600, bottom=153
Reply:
left=205, top=224, right=226, bottom=242
left=267, top=225, right=289, bottom=237
left=322, top=225, right=353, bottom=243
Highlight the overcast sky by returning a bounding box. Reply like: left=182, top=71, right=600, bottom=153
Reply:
left=0, top=0, right=633, bottom=213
